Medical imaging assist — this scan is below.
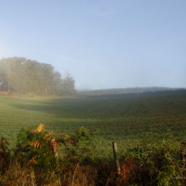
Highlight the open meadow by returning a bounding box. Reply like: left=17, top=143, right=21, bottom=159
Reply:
left=1, top=91, right=186, bottom=159
left=1, top=91, right=186, bottom=185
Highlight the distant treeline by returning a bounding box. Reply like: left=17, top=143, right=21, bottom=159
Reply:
left=78, top=87, right=186, bottom=97
left=0, top=57, right=76, bottom=96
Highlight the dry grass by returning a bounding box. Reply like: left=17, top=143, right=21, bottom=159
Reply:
left=0, top=91, right=43, bottom=98
left=1, top=152, right=186, bottom=186
left=0, top=154, right=135, bottom=186
left=1, top=158, right=36, bottom=186
left=0, top=91, right=9, bottom=96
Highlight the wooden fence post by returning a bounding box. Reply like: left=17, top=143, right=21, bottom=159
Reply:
left=51, top=138, right=58, bottom=159
left=112, top=141, right=121, bottom=175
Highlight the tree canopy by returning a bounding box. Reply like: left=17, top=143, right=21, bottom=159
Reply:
left=0, top=57, right=76, bottom=96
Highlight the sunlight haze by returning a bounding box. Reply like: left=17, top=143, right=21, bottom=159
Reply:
left=0, top=0, right=186, bottom=90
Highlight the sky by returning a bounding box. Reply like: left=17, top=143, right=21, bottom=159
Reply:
left=0, top=0, right=186, bottom=90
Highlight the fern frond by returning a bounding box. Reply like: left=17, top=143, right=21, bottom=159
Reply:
left=31, top=140, right=41, bottom=149
left=37, top=123, right=45, bottom=133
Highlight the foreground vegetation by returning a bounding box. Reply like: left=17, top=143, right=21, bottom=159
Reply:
left=0, top=91, right=186, bottom=185
left=1, top=124, right=186, bottom=185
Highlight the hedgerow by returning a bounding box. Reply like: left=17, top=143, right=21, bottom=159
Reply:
left=0, top=124, right=186, bottom=186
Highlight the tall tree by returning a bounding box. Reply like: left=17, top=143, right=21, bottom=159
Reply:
left=0, top=57, right=75, bottom=96
left=61, top=72, right=76, bottom=96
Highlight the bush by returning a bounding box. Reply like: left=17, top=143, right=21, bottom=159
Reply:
left=1, top=125, right=186, bottom=185
left=125, top=130, right=186, bottom=186
left=15, top=123, right=57, bottom=169
left=58, top=126, right=100, bottom=164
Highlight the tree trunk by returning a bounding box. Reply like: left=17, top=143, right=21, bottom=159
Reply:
left=8, top=80, right=10, bottom=93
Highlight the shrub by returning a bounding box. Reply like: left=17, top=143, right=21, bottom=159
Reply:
left=126, top=130, right=186, bottom=186
left=58, top=126, right=100, bottom=164
left=0, top=137, right=11, bottom=173
left=15, top=123, right=57, bottom=169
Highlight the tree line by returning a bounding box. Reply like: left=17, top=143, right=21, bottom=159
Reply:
left=78, top=87, right=181, bottom=97
left=0, top=57, right=76, bottom=96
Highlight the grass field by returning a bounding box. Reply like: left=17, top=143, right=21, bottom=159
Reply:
left=1, top=91, right=186, bottom=159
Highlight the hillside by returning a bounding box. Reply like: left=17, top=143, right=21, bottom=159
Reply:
left=78, top=87, right=186, bottom=97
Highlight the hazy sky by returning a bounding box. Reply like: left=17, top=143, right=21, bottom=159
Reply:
left=0, top=0, right=186, bottom=90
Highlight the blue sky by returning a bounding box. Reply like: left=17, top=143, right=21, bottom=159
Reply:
left=0, top=0, right=186, bottom=90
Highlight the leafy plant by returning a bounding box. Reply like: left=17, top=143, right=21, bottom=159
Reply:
left=58, top=126, right=100, bottom=163
left=15, top=123, right=57, bottom=169
left=126, top=130, right=186, bottom=186
left=0, top=137, right=11, bottom=173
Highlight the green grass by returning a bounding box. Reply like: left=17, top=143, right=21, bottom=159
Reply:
left=1, top=92, right=186, bottom=159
